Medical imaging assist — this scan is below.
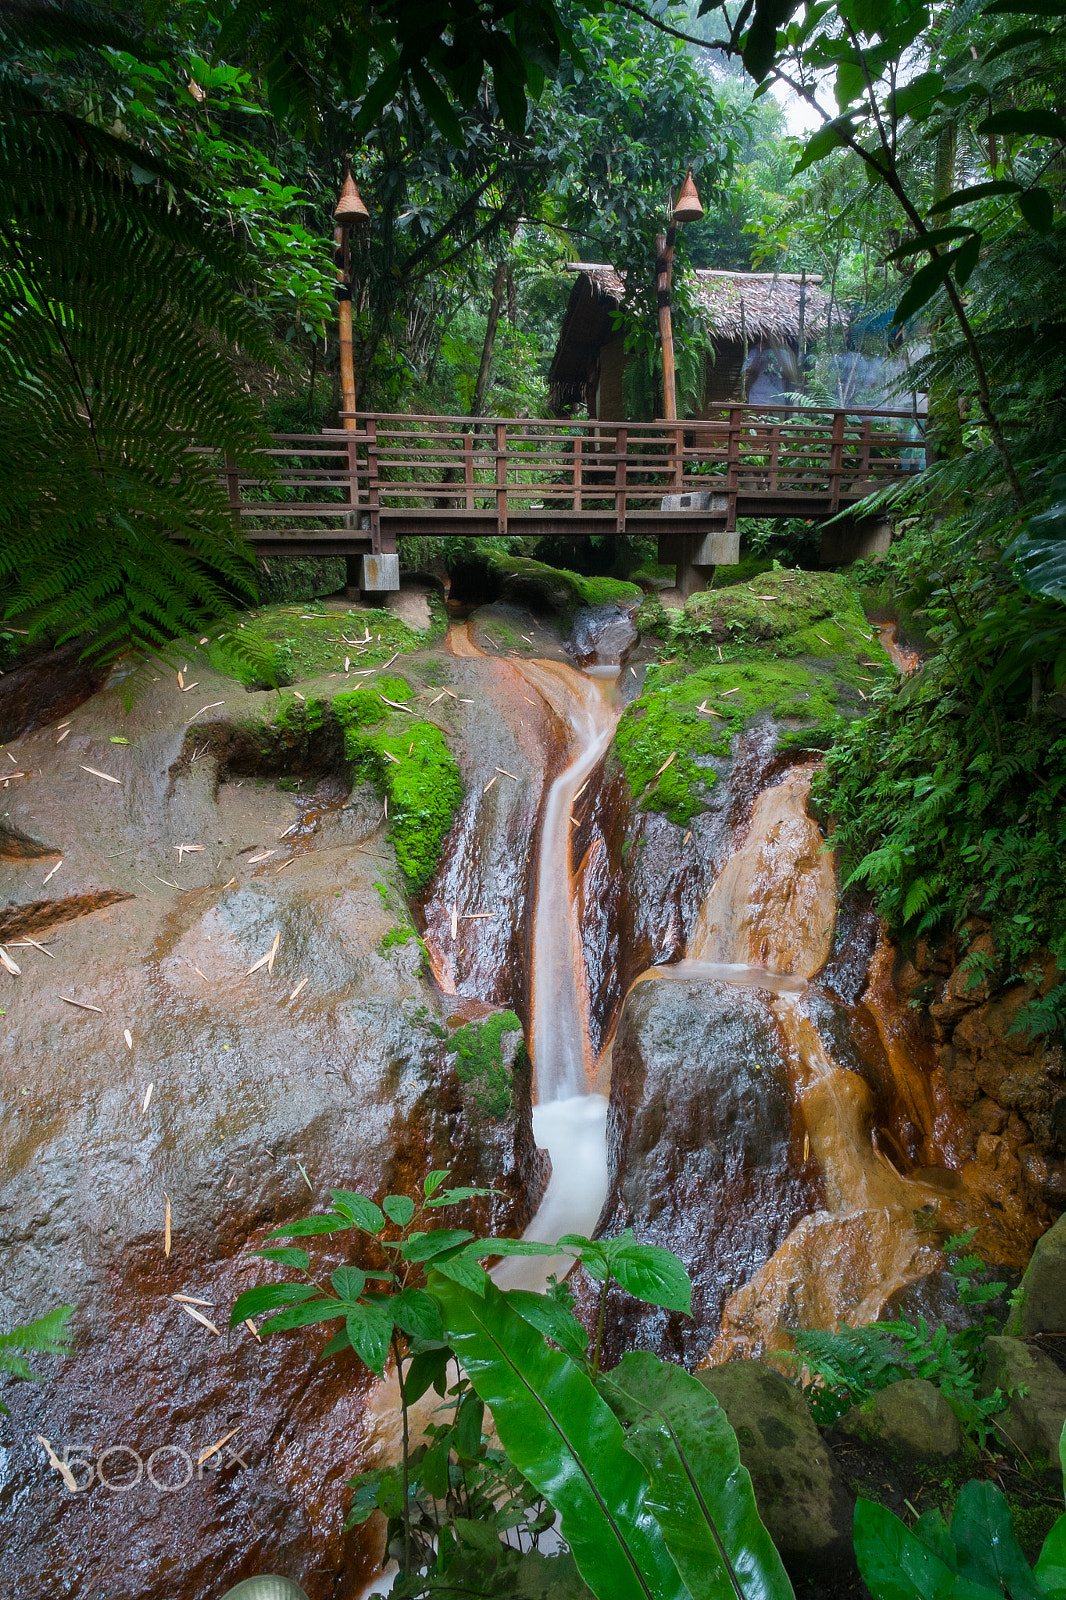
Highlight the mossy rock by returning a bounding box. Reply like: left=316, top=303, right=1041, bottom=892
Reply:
left=838, top=1379, right=964, bottom=1460
left=1005, top=1211, right=1066, bottom=1337
left=456, top=543, right=640, bottom=616
left=445, top=1011, right=525, bottom=1120
left=206, top=603, right=431, bottom=688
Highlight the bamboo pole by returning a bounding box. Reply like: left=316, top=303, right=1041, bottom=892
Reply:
left=656, top=227, right=678, bottom=422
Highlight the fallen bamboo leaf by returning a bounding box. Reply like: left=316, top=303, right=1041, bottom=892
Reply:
left=60, top=995, right=103, bottom=1013
left=287, top=977, right=308, bottom=1003
left=297, top=1160, right=312, bottom=1192
left=153, top=876, right=180, bottom=889
left=56, top=720, right=71, bottom=730
left=20, top=938, right=55, bottom=959
left=523, top=696, right=536, bottom=705
left=482, top=775, right=497, bottom=795
left=0, top=771, right=26, bottom=783
left=380, top=694, right=414, bottom=714
left=36, top=1436, right=79, bottom=1493
left=461, top=912, right=495, bottom=920
left=226, top=1174, right=235, bottom=1190
left=696, top=701, right=725, bottom=718
left=374, top=652, right=399, bottom=672
left=814, top=634, right=834, bottom=648
left=717, top=645, right=723, bottom=661
left=177, top=671, right=184, bottom=689
left=383, top=796, right=388, bottom=819
left=124, top=1028, right=133, bottom=1050
left=459, top=698, right=473, bottom=704
left=198, top=1427, right=241, bottom=1467
left=199, top=637, right=208, bottom=645
left=428, top=690, right=447, bottom=706
left=164, top=1192, right=172, bottom=1256
left=246, top=850, right=276, bottom=864
left=573, top=778, right=590, bottom=801
left=450, top=905, right=458, bottom=940
left=187, top=702, right=225, bottom=723
left=142, top=1083, right=153, bottom=1113
left=172, top=1293, right=213, bottom=1307
left=495, top=766, right=518, bottom=781
left=654, top=751, right=677, bottom=779
left=750, top=594, right=777, bottom=600
left=0, top=947, right=21, bottom=975
left=246, top=932, right=280, bottom=977
left=244, top=1318, right=260, bottom=1341
left=803, top=1132, right=810, bottom=1162
left=180, top=682, right=200, bottom=693
left=56, top=729, right=71, bottom=744
left=175, top=844, right=206, bottom=861
left=720, top=687, right=740, bottom=696
left=274, top=857, right=295, bottom=874
left=182, top=956, right=207, bottom=980
left=856, top=687, right=867, bottom=701
left=408, top=741, right=414, bottom=755
left=220, top=877, right=236, bottom=889
left=79, top=765, right=122, bottom=785
left=382, top=750, right=400, bottom=764
left=344, top=657, right=350, bottom=672
left=179, top=1302, right=220, bottom=1336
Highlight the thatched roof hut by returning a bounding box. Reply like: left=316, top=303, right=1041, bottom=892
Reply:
left=548, top=263, right=836, bottom=417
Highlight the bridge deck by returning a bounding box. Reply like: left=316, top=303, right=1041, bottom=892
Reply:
left=207, top=406, right=924, bottom=556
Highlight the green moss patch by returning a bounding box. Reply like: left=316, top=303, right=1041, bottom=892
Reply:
left=447, top=1011, right=524, bottom=1120
left=483, top=548, right=640, bottom=610
left=207, top=603, right=433, bottom=688
left=334, top=677, right=463, bottom=892
left=616, top=570, right=895, bottom=825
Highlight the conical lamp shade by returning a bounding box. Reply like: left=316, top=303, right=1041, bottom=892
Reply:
left=673, top=168, right=704, bottom=225
left=334, top=171, right=370, bottom=226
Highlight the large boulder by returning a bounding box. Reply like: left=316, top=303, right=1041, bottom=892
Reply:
left=981, top=1336, right=1066, bottom=1470
left=696, top=1359, right=855, bottom=1585
left=1006, top=1212, right=1066, bottom=1336
left=838, top=1378, right=963, bottom=1460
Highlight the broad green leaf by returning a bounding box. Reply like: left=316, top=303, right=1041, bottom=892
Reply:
left=424, top=1169, right=450, bottom=1197
left=507, top=1288, right=591, bottom=1363
left=601, top=1351, right=794, bottom=1600
left=260, top=1298, right=345, bottom=1333
left=422, top=1432, right=452, bottom=1498
left=891, top=71, right=944, bottom=122
left=977, top=108, right=1066, bottom=139
left=951, top=1481, right=1043, bottom=1600
left=331, top=1266, right=367, bottom=1302
left=1018, top=188, right=1055, bottom=233
left=608, top=1242, right=693, bottom=1316
left=330, top=1190, right=385, bottom=1233
left=403, top=1229, right=477, bottom=1262
left=345, top=1300, right=393, bottom=1374
left=893, top=253, right=954, bottom=325
left=432, top=1254, right=489, bottom=1294
left=1009, top=501, right=1066, bottom=598
left=953, top=234, right=983, bottom=286
left=983, top=26, right=1053, bottom=61
left=392, top=1288, right=445, bottom=1342
left=455, top=1391, right=486, bottom=1459
left=465, top=1238, right=562, bottom=1259
left=433, top=1274, right=687, bottom=1600
left=230, top=1282, right=317, bottom=1326
left=383, top=1194, right=416, bottom=1227
left=454, top=1514, right=505, bottom=1552
left=911, top=1510, right=957, bottom=1570
left=320, top=1327, right=351, bottom=1360
left=264, top=1212, right=352, bottom=1238
left=426, top=1185, right=496, bottom=1207
left=1034, top=1511, right=1066, bottom=1593
left=743, top=0, right=803, bottom=82
left=854, top=1498, right=958, bottom=1600
left=403, top=1345, right=452, bottom=1404
left=793, top=117, right=853, bottom=176
left=888, top=227, right=975, bottom=260
left=252, top=1247, right=310, bottom=1271
left=930, top=180, right=1021, bottom=213
left=410, top=64, right=465, bottom=145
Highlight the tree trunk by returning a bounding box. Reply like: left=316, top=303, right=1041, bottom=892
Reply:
left=471, top=260, right=507, bottom=419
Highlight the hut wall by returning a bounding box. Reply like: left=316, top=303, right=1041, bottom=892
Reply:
left=596, top=334, right=627, bottom=421
left=702, top=341, right=748, bottom=407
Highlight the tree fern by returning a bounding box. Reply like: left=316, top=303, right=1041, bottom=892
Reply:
left=0, top=10, right=279, bottom=667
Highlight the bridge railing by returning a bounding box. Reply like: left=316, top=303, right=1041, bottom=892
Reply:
left=204, top=406, right=924, bottom=547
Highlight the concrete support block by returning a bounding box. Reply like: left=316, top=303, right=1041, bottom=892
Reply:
left=820, top=516, right=893, bottom=566
left=360, top=553, right=401, bottom=593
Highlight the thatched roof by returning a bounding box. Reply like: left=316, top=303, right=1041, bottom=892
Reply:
left=547, top=262, right=835, bottom=411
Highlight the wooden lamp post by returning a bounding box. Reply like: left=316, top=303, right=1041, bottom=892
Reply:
left=656, top=167, right=704, bottom=421
left=333, top=167, right=371, bottom=595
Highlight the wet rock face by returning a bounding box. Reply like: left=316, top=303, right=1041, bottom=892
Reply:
left=0, top=642, right=108, bottom=743
left=565, top=604, right=638, bottom=669
left=596, top=976, right=821, bottom=1365
left=0, top=645, right=541, bottom=1600
left=838, top=1378, right=963, bottom=1461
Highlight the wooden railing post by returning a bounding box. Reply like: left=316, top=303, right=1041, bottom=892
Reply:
left=495, top=421, right=508, bottom=535
left=463, top=432, right=475, bottom=509
left=365, top=416, right=383, bottom=552
left=829, top=409, right=845, bottom=511
left=726, top=407, right=740, bottom=531
left=224, top=453, right=241, bottom=518
left=858, top=416, right=872, bottom=480
left=672, top=424, right=684, bottom=490
left=573, top=435, right=583, bottom=513
left=614, top=426, right=628, bottom=533
left=769, top=426, right=781, bottom=494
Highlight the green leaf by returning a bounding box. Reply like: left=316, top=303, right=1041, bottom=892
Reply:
left=930, top=181, right=1022, bottom=213
left=951, top=1480, right=1043, bottom=1600
left=432, top=1254, right=489, bottom=1294
left=264, top=1213, right=352, bottom=1238
left=601, top=1352, right=795, bottom=1600
left=424, top=1169, right=450, bottom=1197
left=433, top=1274, right=688, bottom=1600
left=854, top=1498, right=960, bottom=1600
left=259, top=1298, right=345, bottom=1333
left=977, top=108, right=1066, bottom=139
left=392, top=1288, right=445, bottom=1342
left=403, top=1345, right=453, bottom=1404
left=453, top=1515, right=504, bottom=1553
left=891, top=72, right=944, bottom=122
left=467, top=1238, right=563, bottom=1259
left=230, top=1282, right=318, bottom=1326
left=893, top=253, right=955, bottom=325
left=888, top=228, right=976, bottom=260
left=403, top=1229, right=477, bottom=1262
left=507, top=1289, right=591, bottom=1363
left=743, top=0, right=803, bottom=83
left=1035, top=1511, right=1066, bottom=1593
left=330, top=1190, right=386, bottom=1233
left=331, top=1266, right=367, bottom=1302
left=383, top=1194, right=416, bottom=1227
left=345, top=1301, right=394, bottom=1375
left=982, top=26, right=1053, bottom=62
left=320, top=1327, right=351, bottom=1360
left=607, top=1241, right=693, bottom=1316
left=1018, top=188, right=1055, bottom=233
left=455, top=1390, right=486, bottom=1459
left=410, top=64, right=465, bottom=145
left=793, top=118, right=853, bottom=176
left=952, top=233, right=983, bottom=287
left=252, top=1247, right=310, bottom=1271
left=426, top=1186, right=496, bottom=1207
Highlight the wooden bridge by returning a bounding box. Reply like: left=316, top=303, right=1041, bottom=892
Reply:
left=209, top=404, right=924, bottom=588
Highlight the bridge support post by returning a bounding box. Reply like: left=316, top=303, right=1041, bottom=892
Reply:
left=819, top=515, right=892, bottom=566
left=659, top=525, right=739, bottom=597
